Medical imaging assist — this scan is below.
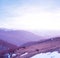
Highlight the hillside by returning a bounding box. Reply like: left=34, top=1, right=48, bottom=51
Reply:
left=0, top=39, right=18, bottom=57
left=13, top=37, right=60, bottom=58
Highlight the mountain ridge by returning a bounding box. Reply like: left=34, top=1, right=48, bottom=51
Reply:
left=0, top=29, right=43, bottom=46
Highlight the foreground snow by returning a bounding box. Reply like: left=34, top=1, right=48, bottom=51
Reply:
left=31, top=51, right=60, bottom=58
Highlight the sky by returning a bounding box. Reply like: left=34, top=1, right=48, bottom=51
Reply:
left=0, top=0, right=60, bottom=30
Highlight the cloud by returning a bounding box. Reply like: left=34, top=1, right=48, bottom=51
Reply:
left=0, top=3, right=60, bottom=30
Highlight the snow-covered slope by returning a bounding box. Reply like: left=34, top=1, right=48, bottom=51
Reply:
left=31, top=51, right=60, bottom=58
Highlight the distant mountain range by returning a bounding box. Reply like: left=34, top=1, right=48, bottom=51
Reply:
left=0, top=29, right=60, bottom=57
left=0, top=29, right=43, bottom=46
